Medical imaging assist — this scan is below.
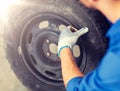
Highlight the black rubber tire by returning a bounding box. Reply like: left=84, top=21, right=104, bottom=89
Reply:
left=3, top=0, right=110, bottom=91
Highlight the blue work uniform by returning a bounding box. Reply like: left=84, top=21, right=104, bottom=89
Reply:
left=67, top=19, right=120, bottom=91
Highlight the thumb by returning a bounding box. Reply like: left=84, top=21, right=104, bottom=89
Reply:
left=73, top=27, right=89, bottom=37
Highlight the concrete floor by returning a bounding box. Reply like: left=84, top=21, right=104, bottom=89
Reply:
left=0, top=20, right=29, bottom=91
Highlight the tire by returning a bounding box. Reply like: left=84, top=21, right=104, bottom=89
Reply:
left=3, top=0, right=110, bottom=91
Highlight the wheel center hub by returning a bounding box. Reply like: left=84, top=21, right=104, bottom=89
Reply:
left=38, top=31, right=60, bottom=62
left=49, top=43, right=58, bottom=55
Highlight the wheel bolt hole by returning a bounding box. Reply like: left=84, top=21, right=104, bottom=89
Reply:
left=73, top=45, right=81, bottom=58
left=49, top=43, right=58, bottom=55
left=59, top=24, right=67, bottom=32
left=39, top=21, right=49, bottom=29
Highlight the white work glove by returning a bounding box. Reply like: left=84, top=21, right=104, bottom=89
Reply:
left=58, top=26, right=89, bottom=57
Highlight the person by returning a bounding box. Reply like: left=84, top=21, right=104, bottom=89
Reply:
left=57, top=0, right=120, bottom=91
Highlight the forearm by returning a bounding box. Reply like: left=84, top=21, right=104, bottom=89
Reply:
left=60, top=48, right=84, bottom=87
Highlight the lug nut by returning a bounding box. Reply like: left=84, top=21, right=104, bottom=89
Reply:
left=46, top=39, right=50, bottom=44
left=47, top=52, right=50, bottom=56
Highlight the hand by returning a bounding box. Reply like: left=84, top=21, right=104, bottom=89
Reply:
left=58, top=26, right=89, bottom=56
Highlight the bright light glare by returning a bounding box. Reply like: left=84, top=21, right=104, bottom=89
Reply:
left=0, top=0, right=16, bottom=9
left=0, top=0, right=20, bottom=23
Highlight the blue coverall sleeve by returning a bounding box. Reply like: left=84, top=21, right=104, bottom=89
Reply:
left=66, top=19, right=120, bottom=91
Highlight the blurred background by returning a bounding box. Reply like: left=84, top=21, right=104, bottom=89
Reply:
left=0, top=0, right=30, bottom=90
left=0, top=19, right=29, bottom=91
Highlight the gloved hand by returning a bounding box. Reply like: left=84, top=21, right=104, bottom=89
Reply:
left=58, top=26, right=89, bottom=57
